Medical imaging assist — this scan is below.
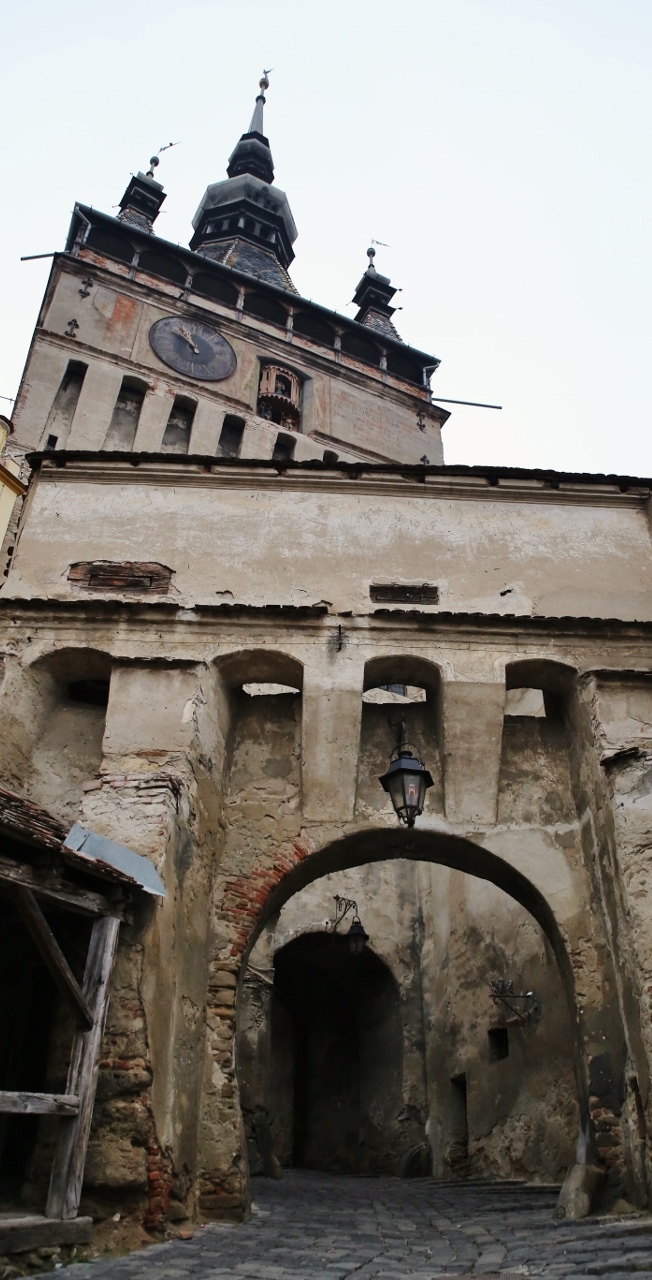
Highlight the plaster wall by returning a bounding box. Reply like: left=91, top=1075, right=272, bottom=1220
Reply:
left=12, top=261, right=444, bottom=466
left=6, top=465, right=652, bottom=621
left=419, top=863, right=578, bottom=1182
left=0, top=461, right=650, bottom=1222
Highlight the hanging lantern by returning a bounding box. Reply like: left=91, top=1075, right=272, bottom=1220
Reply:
left=379, top=746, right=434, bottom=827
left=347, top=915, right=369, bottom=957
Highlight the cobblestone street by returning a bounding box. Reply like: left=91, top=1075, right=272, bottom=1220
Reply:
left=39, top=1173, right=652, bottom=1280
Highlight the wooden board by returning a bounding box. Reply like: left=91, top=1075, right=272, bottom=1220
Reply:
left=0, top=855, right=112, bottom=916
left=47, top=915, right=120, bottom=1220
left=0, top=1091, right=79, bottom=1115
left=0, top=1215, right=92, bottom=1254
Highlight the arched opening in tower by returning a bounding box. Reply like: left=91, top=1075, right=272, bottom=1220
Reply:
left=237, top=853, right=580, bottom=1188
left=265, top=932, right=402, bottom=1174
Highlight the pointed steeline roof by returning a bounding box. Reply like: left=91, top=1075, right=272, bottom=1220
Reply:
left=352, top=247, right=403, bottom=341
left=191, top=72, right=298, bottom=289
left=117, top=153, right=166, bottom=234
left=227, top=73, right=275, bottom=184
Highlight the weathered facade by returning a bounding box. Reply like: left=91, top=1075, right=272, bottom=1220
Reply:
left=2, top=75, right=652, bottom=1243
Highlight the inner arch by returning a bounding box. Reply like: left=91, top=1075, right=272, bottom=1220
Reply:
left=237, top=825, right=591, bottom=1175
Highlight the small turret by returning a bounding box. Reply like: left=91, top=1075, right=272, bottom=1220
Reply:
left=352, top=247, right=402, bottom=341
left=116, top=154, right=167, bottom=234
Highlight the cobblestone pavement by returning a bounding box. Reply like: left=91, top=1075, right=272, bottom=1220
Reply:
left=40, top=1172, right=652, bottom=1280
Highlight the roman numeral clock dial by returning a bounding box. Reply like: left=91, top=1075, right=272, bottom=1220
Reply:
left=149, top=316, right=237, bottom=381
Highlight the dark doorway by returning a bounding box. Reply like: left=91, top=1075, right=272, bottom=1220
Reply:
left=270, top=932, right=402, bottom=1174
left=448, top=1073, right=469, bottom=1173
left=0, top=895, right=90, bottom=1210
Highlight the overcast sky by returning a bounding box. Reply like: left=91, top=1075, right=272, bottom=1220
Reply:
left=2, top=0, right=651, bottom=474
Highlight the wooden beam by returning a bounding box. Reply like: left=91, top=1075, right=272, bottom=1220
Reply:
left=47, top=915, right=120, bottom=1220
left=0, top=855, right=112, bottom=916
left=10, top=887, right=93, bottom=1029
left=0, top=1215, right=92, bottom=1254
left=0, top=1091, right=79, bottom=1116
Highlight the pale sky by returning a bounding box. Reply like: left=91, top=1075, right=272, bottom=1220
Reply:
left=2, top=0, right=651, bottom=475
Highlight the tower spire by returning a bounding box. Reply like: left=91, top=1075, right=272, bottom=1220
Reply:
left=191, top=70, right=298, bottom=289
left=248, top=70, right=272, bottom=136
left=226, top=71, right=275, bottom=185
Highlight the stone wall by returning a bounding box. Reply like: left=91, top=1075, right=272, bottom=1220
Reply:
left=239, top=856, right=578, bottom=1186
left=0, top=459, right=651, bottom=1222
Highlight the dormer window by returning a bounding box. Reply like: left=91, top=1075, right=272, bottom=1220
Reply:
left=258, top=365, right=301, bottom=429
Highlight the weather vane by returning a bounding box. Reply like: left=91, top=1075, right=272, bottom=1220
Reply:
left=146, top=141, right=180, bottom=179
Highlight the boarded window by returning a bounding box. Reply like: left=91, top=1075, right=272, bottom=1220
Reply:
left=243, top=292, right=288, bottom=327
left=68, top=562, right=173, bottom=594
left=192, top=273, right=239, bottom=308
left=39, top=361, right=87, bottom=449
left=370, top=583, right=439, bottom=605
left=386, top=350, right=424, bottom=385
left=103, top=379, right=147, bottom=450
left=138, top=250, right=187, bottom=286
left=85, top=226, right=134, bottom=265
left=293, top=311, right=336, bottom=346
left=217, top=415, right=245, bottom=458
left=161, top=396, right=195, bottom=454
left=340, top=329, right=380, bottom=365
left=272, top=433, right=296, bottom=462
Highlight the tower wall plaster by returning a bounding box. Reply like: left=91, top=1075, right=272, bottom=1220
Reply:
left=12, top=258, right=444, bottom=466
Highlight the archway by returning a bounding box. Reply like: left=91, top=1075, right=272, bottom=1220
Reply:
left=239, top=931, right=404, bottom=1175
left=199, top=814, right=628, bottom=1221
left=235, top=845, right=582, bottom=1187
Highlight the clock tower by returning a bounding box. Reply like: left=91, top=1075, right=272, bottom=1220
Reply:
left=0, top=70, right=648, bottom=1242
left=10, top=76, right=447, bottom=466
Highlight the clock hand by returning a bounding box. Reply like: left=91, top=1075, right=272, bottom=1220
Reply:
left=173, top=326, right=200, bottom=355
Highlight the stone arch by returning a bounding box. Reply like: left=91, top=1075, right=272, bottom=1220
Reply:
left=25, top=647, right=112, bottom=823
left=214, top=648, right=303, bottom=691
left=201, top=823, right=615, bottom=1220
left=0, top=645, right=112, bottom=816
left=363, top=653, right=442, bottom=699
left=505, top=657, right=577, bottom=720
left=359, top=654, right=443, bottom=818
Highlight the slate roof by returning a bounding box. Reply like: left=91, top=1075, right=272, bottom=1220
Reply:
left=199, top=237, right=298, bottom=292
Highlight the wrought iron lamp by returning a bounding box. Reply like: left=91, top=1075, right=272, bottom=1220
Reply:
left=379, top=722, right=434, bottom=827
left=490, top=978, right=540, bottom=1024
left=331, top=895, right=369, bottom=956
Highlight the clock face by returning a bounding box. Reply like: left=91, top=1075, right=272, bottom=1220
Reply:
left=149, top=316, right=237, bottom=381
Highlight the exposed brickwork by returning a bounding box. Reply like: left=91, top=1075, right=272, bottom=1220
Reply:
left=220, top=839, right=313, bottom=959
left=144, top=1140, right=173, bottom=1230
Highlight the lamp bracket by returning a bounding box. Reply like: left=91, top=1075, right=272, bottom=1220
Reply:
left=331, top=895, right=358, bottom=931
left=490, top=977, right=540, bottom=1024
